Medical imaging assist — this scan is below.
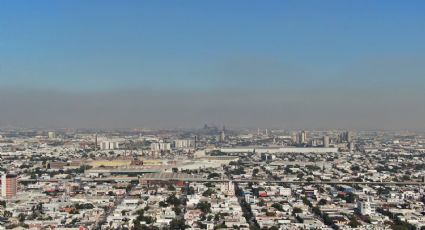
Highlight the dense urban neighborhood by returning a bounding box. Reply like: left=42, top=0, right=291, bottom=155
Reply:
left=1, top=127, right=425, bottom=230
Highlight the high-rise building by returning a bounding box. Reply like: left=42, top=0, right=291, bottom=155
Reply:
left=291, top=132, right=298, bottom=143
left=323, top=136, right=330, bottom=148
left=151, top=142, right=171, bottom=152
left=100, top=141, right=120, bottom=150
left=219, top=127, right=226, bottom=142
left=48, top=131, right=56, bottom=139
left=94, top=133, right=98, bottom=151
left=159, top=142, right=171, bottom=151
left=173, top=139, right=192, bottom=149
left=347, top=131, right=352, bottom=142
left=349, top=142, right=355, bottom=152
left=340, top=131, right=352, bottom=143
left=1, top=173, right=17, bottom=199
left=150, top=143, right=160, bottom=152
left=298, top=131, right=307, bottom=145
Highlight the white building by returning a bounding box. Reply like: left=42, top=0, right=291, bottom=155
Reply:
left=151, top=142, right=171, bottom=152
left=100, top=141, right=120, bottom=150
left=173, top=139, right=192, bottom=149
left=323, top=136, right=330, bottom=148
left=48, top=131, right=56, bottom=139
left=357, top=197, right=377, bottom=215
left=221, top=181, right=235, bottom=196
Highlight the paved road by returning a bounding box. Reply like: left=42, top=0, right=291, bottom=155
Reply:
left=19, top=177, right=425, bottom=185
left=94, top=185, right=133, bottom=230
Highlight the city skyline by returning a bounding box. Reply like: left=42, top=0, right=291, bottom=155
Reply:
left=2, top=2, right=425, bottom=228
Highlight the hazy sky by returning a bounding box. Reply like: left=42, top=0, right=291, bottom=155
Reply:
left=0, top=1, right=424, bottom=129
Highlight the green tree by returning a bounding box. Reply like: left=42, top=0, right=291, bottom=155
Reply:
left=271, top=203, right=283, bottom=211
left=159, top=201, right=168, bottom=207
left=196, top=202, right=211, bottom=213
left=348, top=215, right=360, bottom=228
left=318, top=199, right=327, bottom=205
left=167, top=184, right=176, bottom=191
left=169, top=218, right=187, bottom=229
left=208, top=173, right=220, bottom=179
left=18, top=213, right=26, bottom=223
left=202, top=188, right=214, bottom=197
left=252, top=168, right=259, bottom=177
left=166, top=194, right=181, bottom=206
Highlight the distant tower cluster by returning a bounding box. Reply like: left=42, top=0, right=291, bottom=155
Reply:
left=256, top=128, right=269, bottom=136
left=338, top=131, right=356, bottom=152
left=340, top=131, right=352, bottom=143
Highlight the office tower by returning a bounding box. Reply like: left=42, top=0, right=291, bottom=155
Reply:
left=347, top=131, right=352, bottom=142
left=48, top=131, right=56, bottom=139
left=1, top=173, right=17, bottom=199
left=94, top=133, right=98, bottom=151
left=291, top=132, right=297, bottom=143
left=220, top=127, right=226, bottom=142
left=340, top=131, right=352, bottom=143
left=323, top=136, right=330, bottom=148
left=349, top=142, right=355, bottom=152
left=298, top=131, right=307, bottom=145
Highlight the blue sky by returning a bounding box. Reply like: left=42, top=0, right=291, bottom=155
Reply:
left=1, top=0, right=424, bottom=91
left=1, top=1, right=425, bottom=129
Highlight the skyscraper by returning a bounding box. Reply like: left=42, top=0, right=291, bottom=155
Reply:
left=94, top=133, right=98, bottom=151
left=347, top=131, right=352, bottom=142
left=323, top=136, right=330, bottom=148
left=220, top=130, right=226, bottom=142
left=298, top=131, right=307, bottom=145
